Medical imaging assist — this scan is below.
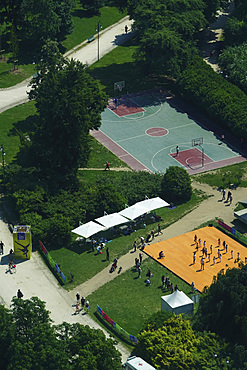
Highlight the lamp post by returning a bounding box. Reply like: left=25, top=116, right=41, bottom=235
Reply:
left=0, top=144, right=5, bottom=189
left=95, top=22, right=102, bottom=62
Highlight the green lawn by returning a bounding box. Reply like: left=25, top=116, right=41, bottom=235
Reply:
left=90, top=38, right=174, bottom=96
left=62, top=2, right=127, bottom=52
left=0, top=101, right=37, bottom=164
left=85, top=137, right=130, bottom=168
left=192, top=162, right=247, bottom=188
left=49, top=191, right=204, bottom=291
left=0, top=58, right=36, bottom=88
left=87, top=257, right=198, bottom=338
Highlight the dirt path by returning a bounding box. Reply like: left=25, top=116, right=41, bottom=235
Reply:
left=70, top=182, right=246, bottom=298
left=199, top=2, right=235, bottom=72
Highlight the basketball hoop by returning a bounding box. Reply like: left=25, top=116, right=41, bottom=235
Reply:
left=114, top=81, right=125, bottom=96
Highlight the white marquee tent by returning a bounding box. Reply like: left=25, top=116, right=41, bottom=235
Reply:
left=72, top=221, right=105, bottom=238
left=118, top=204, right=150, bottom=220
left=136, top=197, right=169, bottom=211
left=95, top=213, right=129, bottom=228
left=161, top=290, right=194, bottom=315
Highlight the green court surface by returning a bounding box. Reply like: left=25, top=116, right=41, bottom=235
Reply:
left=98, top=90, right=245, bottom=174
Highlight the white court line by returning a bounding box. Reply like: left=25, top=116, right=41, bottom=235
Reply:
left=117, top=127, right=169, bottom=143
left=96, top=130, right=152, bottom=172
left=151, top=142, right=191, bottom=172
left=168, top=122, right=195, bottom=130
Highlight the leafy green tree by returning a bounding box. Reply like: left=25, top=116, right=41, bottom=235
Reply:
left=10, top=297, right=68, bottom=369
left=56, top=322, right=122, bottom=369
left=9, top=25, right=19, bottom=61
left=0, top=305, right=14, bottom=369
left=194, top=264, right=247, bottom=348
left=135, top=315, right=232, bottom=369
left=80, top=0, right=104, bottom=15
left=128, top=0, right=206, bottom=76
left=28, top=58, right=107, bottom=183
left=161, top=166, right=192, bottom=204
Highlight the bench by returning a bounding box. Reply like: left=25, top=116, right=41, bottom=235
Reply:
left=88, top=35, right=95, bottom=43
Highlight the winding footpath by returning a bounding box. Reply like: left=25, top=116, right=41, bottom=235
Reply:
left=0, top=16, right=133, bottom=114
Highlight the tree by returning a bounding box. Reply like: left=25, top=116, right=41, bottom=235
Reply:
left=28, top=58, right=107, bottom=183
left=127, top=0, right=206, bottom=76
left=55, top=322, right=122, bottom=369
left=161, top=166, right=192, bottom=204
left=135, top=315, right=232, bottom=369
left=194, top=264, right=247, bottom=348
left=80, top=0, right=104, bottom=15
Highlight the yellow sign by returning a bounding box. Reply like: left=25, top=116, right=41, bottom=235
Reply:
left=13, top=225, right=32, bottom=259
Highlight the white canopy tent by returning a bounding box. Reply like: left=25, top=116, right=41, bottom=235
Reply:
left=95, top=213, right=129, bottom=228
left=136, top=197, right=169, bottom=211
left=118, top=204, right=150, bottom=220
left=161, top=290, right=194, bottom=315
left=72, top=221, right=105, bottom=238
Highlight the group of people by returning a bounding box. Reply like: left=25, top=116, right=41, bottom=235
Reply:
left=161, top=275, right=178, bottom=293
left=193, top=235, right=245, bottom=270
left=75, top=292, right=89, bottom=314
left=221, top=189, right=233, bottom=204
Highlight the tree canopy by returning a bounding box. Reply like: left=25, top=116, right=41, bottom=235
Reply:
left=161, top=166, right=192, bottom=204
left=0, top=297, right=122, bottom=369
left=28, top=58, right=107, bottom=183
left=135, top=314, right=232, bottom=369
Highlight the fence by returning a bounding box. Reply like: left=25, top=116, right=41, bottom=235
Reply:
left=218, top=220, right=247, bottom=246
left=97, top=304, right=138, bottom=343
left=39, top=241, right=66, bottom=283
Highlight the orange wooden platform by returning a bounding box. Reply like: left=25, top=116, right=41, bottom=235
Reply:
left=144, top=226, right=247, bottom=293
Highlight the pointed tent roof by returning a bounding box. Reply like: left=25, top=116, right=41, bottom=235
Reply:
left=95, top=213, right=129, bottom=228
left=161, top=290, right=193, bottom=309
left=118, top=204, right=149, bottom=220
left=136, top=197, right=169, bottom=211
left=72, top=221, right=105, bottom=238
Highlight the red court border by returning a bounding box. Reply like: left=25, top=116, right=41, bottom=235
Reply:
left=90, top=129, right=152, bottom=173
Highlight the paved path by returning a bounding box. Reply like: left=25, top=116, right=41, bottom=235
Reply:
left=0, top=16, right=134, bottom=114
left=199, top=2, right=234, bottom=72
left=69, top=182, right=247, bottom=298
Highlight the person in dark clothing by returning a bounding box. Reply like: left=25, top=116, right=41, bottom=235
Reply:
left=81, top=296, right=85, bottom=310
left=106, top=247, right=109, bottom=260
left=17, top=289, right=23, bottom=299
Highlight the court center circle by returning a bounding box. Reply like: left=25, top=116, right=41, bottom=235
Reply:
left=146, top=127, right=168, bottom=137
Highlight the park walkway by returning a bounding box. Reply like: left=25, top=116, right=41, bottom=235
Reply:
left=69, top=182, right=247, bottom=299
left=0, top=16, right=134, bottom=113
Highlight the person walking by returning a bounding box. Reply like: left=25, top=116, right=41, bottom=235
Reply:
left=133, top=240, right=137, bottom=252
left=125, top=25, right=128, bottom=34
left=138, top=266, right=141, bottom=278
left=139, top=253, right=143, bottom=265
left=17, top=289, right=23, bottom=299
left=0, top=240, right=4, bottom=254
left=75, top=302, right=80, bottom=314
left=151, top=231, right=155, bottom=240
left=222, top=189, right=225, bottom=200
left=76, top=292, right=80, bottom=304
left=86, top=300, right=90, bottom=313
left=105, top=161, right=110, bottom=170
left=229, top=195, right=233, bottom=205
left=227, top=191, right=232, bottom=202
left=106, top=247, right=109, bottom=260
left=158, top=224, right=163, bottom=235
left=81, top=296, right=85, bottom=310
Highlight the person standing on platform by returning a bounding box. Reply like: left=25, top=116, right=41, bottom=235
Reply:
left=194, top=235, right=197, bottom=244
left=208, top=254, right=210, bottom=263
left=213, top=256, right=216, bottom=265
left=218, top=238, right=221, bottom=247
left=193, top=252, right=196, bottom=264
left=201, top=257, right=205, bottom=270
left=210, top=244, right=213, bottom=254
left=231, top=250, right=233, bottom=259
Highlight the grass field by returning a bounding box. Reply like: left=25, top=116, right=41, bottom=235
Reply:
left=49, top=191, right=204, bottom=290
left=87, top=256, right=198, bottom=338
left=0, top=1, right=126, bottom=88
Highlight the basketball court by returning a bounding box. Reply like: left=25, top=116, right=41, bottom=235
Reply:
left=144, top=226, right=247, bottom=293
left=92, top=86, right=246, bottom=174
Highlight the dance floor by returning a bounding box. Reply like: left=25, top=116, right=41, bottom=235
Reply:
left=144, top=226, right=247, bottom=293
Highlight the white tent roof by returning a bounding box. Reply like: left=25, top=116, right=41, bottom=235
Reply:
left=161, top=290, right=193, bottom=309
left=95, top=213, right=129, bottom=228
left=118, top=204, right=149, bottom=220
left=72, top=221, right=105, bottom=238
left=136, top=197, right=169, bottom=211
